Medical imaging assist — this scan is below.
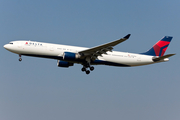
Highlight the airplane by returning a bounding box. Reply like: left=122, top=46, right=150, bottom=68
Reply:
left=3, top=34, right=175, bottom=74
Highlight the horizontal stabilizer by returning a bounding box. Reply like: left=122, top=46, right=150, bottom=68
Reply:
left=152, top=54, right=175, bottom=62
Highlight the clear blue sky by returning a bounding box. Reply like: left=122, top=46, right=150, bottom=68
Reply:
left=1, top=0, right=180, bottom=120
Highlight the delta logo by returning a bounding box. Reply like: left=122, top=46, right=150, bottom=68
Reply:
left=25, top=42, right=43, bottom=46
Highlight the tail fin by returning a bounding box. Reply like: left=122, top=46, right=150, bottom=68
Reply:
left=142, top=36, right=173, bottom=56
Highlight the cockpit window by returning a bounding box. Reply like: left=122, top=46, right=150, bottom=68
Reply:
left=9, top=43, right=13, bottom=44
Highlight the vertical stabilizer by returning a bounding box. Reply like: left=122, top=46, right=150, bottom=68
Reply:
left=142, top=36, right=173, bottom=56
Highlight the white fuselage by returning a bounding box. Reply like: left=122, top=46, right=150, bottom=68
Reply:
left=4, top=40, right=165, bottom=67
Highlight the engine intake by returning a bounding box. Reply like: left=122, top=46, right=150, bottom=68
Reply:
left=57, top=60, right=74, bottom=68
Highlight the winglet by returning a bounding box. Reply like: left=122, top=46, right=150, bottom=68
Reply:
left=124, top=34, right=131, bottom=39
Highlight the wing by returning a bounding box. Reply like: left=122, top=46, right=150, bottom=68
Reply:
left=79, top=34, right=131, bottom=60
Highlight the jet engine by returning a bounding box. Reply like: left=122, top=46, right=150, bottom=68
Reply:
left=57, top=60, right=74, bottom=68
left=63, top=52, right=81, bottom=60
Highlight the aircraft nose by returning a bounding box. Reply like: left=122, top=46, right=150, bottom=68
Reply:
left=3, top=44, right=8, bottom=49
left=4, top=44, right=11, bottom=50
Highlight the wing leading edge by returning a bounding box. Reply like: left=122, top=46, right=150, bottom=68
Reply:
left=79, top=34, right=131, bottom=60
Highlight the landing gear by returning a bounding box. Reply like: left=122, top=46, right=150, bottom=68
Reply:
left=19, top=55, right=22, bottom=61
left=90, top=66, right=94, bottom=71
left=81, top=67, right=86, bottom=72
left=81, top=57, right=95, bottom=74
left=86, top=70, right=90, bottom=74
left=81, top=63, right=95, bottom=75
left=19, top=58, right=22, bottom=61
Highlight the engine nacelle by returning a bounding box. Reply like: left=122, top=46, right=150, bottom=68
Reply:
left=63, top=52, right=81, bottom=60
left=57, top=60, right=74, bottom=68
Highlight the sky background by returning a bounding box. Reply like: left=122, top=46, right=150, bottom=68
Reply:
left=0, top=0, right=180, bottom=120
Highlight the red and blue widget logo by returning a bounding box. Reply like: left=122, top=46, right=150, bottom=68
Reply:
left=153, top=40, right=170, bottom=56
left=143, top=36, right=172, bottom=56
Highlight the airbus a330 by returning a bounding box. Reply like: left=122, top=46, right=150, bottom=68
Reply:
left=4, top=34, right=175, bottom=74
